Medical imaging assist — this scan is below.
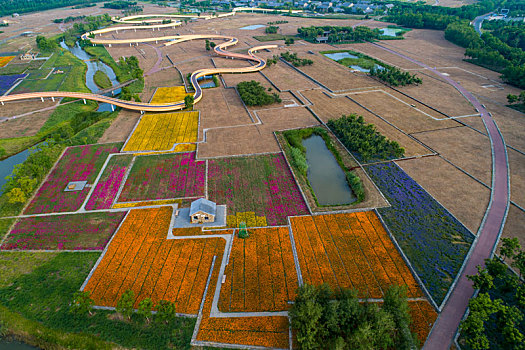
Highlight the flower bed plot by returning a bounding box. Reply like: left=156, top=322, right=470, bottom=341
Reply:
left=85, top=154, right=133, bottom=210
left=24, top=143, right=121, bottom=214
left=123, top=111, right=199, bottom=152
left=290, top=212, right=424, bottom=299
left=366, top=162, right=473, bottom=305
left=408, top=300, right=438, bottom=344
left=0, top=74, right=26, bottom=95
left=117, top=152, right=205, bottom=202
left=0, top=212, right=126, bottom=250
left=208, top=154, right=309, bottom=226
left=0, top=56, right=15, bottom=68
left=151, top=86, right=190, bottom=103
left=83, top=206, right=225, bottom=314
left=219, top=227, right=298, bottom=312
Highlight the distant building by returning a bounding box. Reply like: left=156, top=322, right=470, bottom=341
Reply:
left=190, top=198, right=217, bottom=224
left=20, top=51, right=37, bottom=60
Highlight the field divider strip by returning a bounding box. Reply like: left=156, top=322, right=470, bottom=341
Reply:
left=79, top=153, right=116, bottom=212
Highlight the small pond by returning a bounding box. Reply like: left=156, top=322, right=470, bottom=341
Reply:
left=0, top=339, right=39, bottom=349
left=323, top=51, right=358, bottom=61
left=240, top=24, right=265, bottom=30
left=197, top=75, right=216, bottom=88
left=380, top=27, right=404, bottom=37
left=350, top=64, right=385, bottom=73
left=302, top=135, right=356, bottom=206
left=60, top=41, right=120, bottom=112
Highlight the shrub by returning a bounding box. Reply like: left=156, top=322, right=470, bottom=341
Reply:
left=116, top=290, right=135, bottom=320
left=138, top=298, right=153, bottom=323
left=237, top=80, right=281, bottom=106
left=156, top=300, right=176, bottom=324
left=70, top=290, right=94, bottom=316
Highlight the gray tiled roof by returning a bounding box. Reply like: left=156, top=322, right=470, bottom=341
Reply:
left=190, top=198, right=217, bottom=216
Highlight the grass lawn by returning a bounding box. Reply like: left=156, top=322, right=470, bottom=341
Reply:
left=0, top=252, right=195, bottom=349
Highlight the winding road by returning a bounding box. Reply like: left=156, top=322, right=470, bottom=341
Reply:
left=372, top=42, right=510, bottom=349
left=0, top=15, right=276, bottom=112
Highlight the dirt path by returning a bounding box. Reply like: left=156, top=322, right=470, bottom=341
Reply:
left=372, top=42, right=510, bottom=350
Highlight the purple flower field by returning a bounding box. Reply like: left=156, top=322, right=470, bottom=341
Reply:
left=0, top=74, right=26, bottom=95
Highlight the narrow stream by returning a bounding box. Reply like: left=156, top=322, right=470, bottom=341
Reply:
left=302, top=135, right=356, bottom=205
left=59, top=41, right=121, bottom=111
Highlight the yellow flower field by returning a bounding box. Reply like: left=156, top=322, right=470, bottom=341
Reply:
left=227, top=212, right=267, bottom=227
left=151, top=86, right=191, bottom=103
left=0, top=56, right=15, bottom=67
left=123, top=111, right=199, bottom=152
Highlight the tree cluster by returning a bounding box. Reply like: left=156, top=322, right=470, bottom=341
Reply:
left=298, top=26, right=381, bottom=43
left=281, top=51, right=313, bottom=67
left=117, top=56, right=144, bottom=101
left=459, top=237, right=525, bottom=350
left=370, top=65, right=422, bottom=87
left=36, top=35, right=58, bottom=52
left=507, top=91, right=525, bottom=105
left=268, top=20, right=288, bottom=25
left=0, top=0, right=97, bottom=16
left=53, top=15, right=86, bottom=24
left=265, top=25, right=279, bottom=34
left=103, top=1, right=137, bottom=9
left=266, top=55, right=279, bottom=67
left=237, top=80, right=281, bottom=106
left=327, top=114, right=405, bottom=163
left=291, top=284, right=418, bottom=350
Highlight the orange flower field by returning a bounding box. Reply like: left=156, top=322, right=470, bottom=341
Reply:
left=83, top=206, right=225, bottom=314
left=219, top=227, right=299, bottom=312
left=196, top=249, right=291, bottom=349
left=290, top=211, right=424, bottom=299
left=408, top=300, right=438, bottom=343
left=171, top=227, right=234, bottom=237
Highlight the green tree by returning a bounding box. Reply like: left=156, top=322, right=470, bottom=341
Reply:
left=507, top=94, right=519, bottom=104
left=7, top=187, right=26, bottom=204
left=137, top=297, right=153, bottom=323
left=290, top=284, right=324, bottom=349
left=513, top=251, right=525, bottom=279
left=383, top=285, right=417, bottom=349
left=461, top=293, right=503, bottom=350
left=155, top=300, right=176, bottom=324
left=116, top=289, right=135, bottom=320
left=500, top=237, right=521, bottom=261
left=468, top=265, right=495, bottom=292
left=184, top=94, right=194, bottom=109
left=70, top=290, right=94, bottom=316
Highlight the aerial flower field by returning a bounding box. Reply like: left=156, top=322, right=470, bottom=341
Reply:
left=0, top=56, right=15, bottom=67
left=226, top=211, right=268, bottom=227
left=123, top=111, right=199, bottom=152
left=290, top=212, right=424, bottom=299
left=0, top=73, right=26, bottom=95
left=219, top=227, right=298, bottom=312
left=365, top=162, right=474, bottom=305
left=83, top=206, right=226, bottom=314
left=150, top=86, right=191, bottom=103
left=0, top=212, right=126, bottom=250
left=117, top=152, right=205, bottom=202
left=208, top=154, right=309, bottom=226
left=24, top=143, right=121, bottom=214
left=85, top=154, right=133, bottom=210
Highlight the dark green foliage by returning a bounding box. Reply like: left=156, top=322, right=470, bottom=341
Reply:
left=266, top=55, right=279, bottom=67
left=93, top=70, right=112, bottom=89
left=237, top=80, right=281, bottom=106
left=155, top=300, right=177, bottom=324
left=445, top=21, right=482, bottom=48
left=298, top=26, right=381, bottom=43
left=53, top=15, right=86, bottom=24
left=212, top=75, right=220, bottom=87
left=282, top=127, right=365, bottom=203
left=327, top=114, right=405, bottom=163
left=103, top=1, right=137, bottom=9
left=290, top=284, right=416, bottom=350
left=184, top=94, right=194, bottom=109
left=205, top=39, right=210, bottom=51
left=265, top=25, right=279, bottom=34
left=70, top=290, right=94, bottom=316
left=0, top=253, right=195, bottom=349
left=370, top=65, right=422, bottom=86
left=116, top=290, right=135, bottom=320
left=138, top=298, right=153, bottom=323
left=281, top=51, right=313, bottom=67
left=0, top=0, right=98, bottom=16
left=285, top=37, right=295, bottom=45
left=459, top=241, right=525, bottom=350
left=36, top=35, right=58, bottom=52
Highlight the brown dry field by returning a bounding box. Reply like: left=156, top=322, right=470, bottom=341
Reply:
left=300, top=89, right=431, bottom=158
left=508, top=149, right=525, bottom=209
left=142, top=68, right=184, bottom=102
left=258, top=60, right=317, bottom=91
left=196, top=87, right=252, bottom=138
left=0, top=109, right=52, bottom=138
left=348, top=90, right=458, bottom=134
left=342, top=43, right=423, bottom=70
left=256, top=106, right=319, bottom=133
left=98, top=109, right=140, bottom=144
left=499, top=204, right=525, bottom=255
left=459, top=116, right=487, bottom=133
left=0, top=99, right=55, bottom=117
left=396, top=156, right=490, bottom=234
left=412, top=126, right=492, bottom=185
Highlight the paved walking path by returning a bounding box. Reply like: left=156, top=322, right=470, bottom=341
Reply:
left=372, top=42, right=510, bottom=350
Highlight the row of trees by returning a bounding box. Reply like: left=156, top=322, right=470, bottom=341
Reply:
left=327, top=114, right=405, bottom=163
left=291, top=284, right=418, bottom=350
left=459, top=237, right=525, bottom=350
left=370, top=66, right=422, bottom=87
left=265, top=25, right=279, bottom=34
left=103, top=1, right=137, bottom=9
left=281, top=51, right=313, bottom=67
left=237, top=80, right=281, bottom=106
left=53, top=15, right=86, bottom=24
left=71, top=289, right=178, bottom=325
left=298, top=26, right=381, bottom=44
left=0, top=0, right=97, bottom=16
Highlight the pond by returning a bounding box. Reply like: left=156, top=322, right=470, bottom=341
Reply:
left=59, top=41, right=120, bottom=112
left=197, top=75, right=216, bottom=88
left=0, top=339, right=39, bottom=349
left=380, top=27, right=404, bottom=37
left=240, top=24, right=265, bottom=30
left=302, top=135, right=356, bottom=206
left=350, top=64, right=385, bottom=73
left=323, top=51, right=358, bottom=61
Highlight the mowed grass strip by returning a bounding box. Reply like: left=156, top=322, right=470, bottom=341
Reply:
left=219, top=227, right=298, bottom=313
left=83, top=206, right=225, bottom=314
left=123, top=111, right=199, bottom=152
left=289, top=212, right=423, bottom=299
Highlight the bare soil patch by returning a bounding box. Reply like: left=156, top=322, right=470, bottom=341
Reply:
left=396, top=156, right=490, bottom=233
left=508, top=149, right=525, bottom=208
left=98, top=109, right=140, bottom=144
left=142, top=68, right=183, bottom=102
left=345, top=42, right=423, bottom=70
left=260, top=60, right=317, bottom=91
left=0, top=109, right=52, bottom=138
left=499, top=204, right=525, bottom=255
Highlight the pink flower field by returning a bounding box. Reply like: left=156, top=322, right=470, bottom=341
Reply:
left=85, top=154, right=133, bottom=210
left=24, top=143, right=121, bottom=214
left=208, top=153, right=309, bottom=225
left=0, top=212, right=126, bottom=250
left=117, top=152, right=205, bottom=202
